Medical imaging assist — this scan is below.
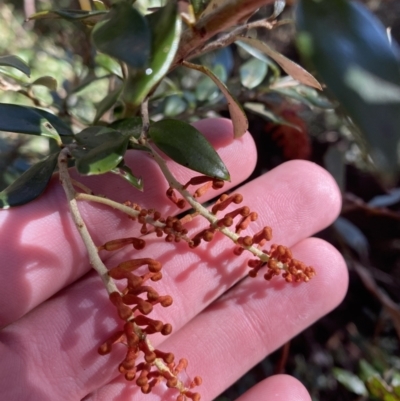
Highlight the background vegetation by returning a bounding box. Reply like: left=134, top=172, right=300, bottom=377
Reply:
left=1, top=0, right=400, bottom=400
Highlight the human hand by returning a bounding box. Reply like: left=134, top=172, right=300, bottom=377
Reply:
left=0, top=118, right=348, bottom=401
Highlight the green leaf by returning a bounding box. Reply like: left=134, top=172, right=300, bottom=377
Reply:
left=93, top=86, right=122, bottom=123
left=75, top=126, right=125, bottom=148
left=92, top=3, right=151, bottom=69
left=95, top=54, right=122, bottom=77
left=75, top=135, right=130, bottom=175
left=367, top=375, right=400, bottom=400
left=0, top=152, right=59, bottom=208
left=148, top=119, right=230, bottom=180
left=237, top=37, right=322, bottom=90
left=111, top=163, right=143, bottom=191
left=93, top=0, right=107, bottom=11
left=333, top=368, right=368, bottom=396
left=123, top=1, right=181, bottom=106
left=0, top=104, right=72, bottom=142
left=109, top=117, right=151, bottom=151
left=109, top=117, right=142, bottom=138
left=29, top=9, right=106, bottom=24
left=236, top=40, right=281, bottom=80
left=164, top=95, right=187, bottom=116
left=185, top=62, right=248, bottom=138
left=271, top=83, right=334, bottom=109
left=195, top=64, right=227, bottom=102
left=240, top=58, right=268, bottom=89
left=30, top=76, right=57, bottom=90
left=359, top=359, right=380, bottom=382
left=0, top=55, right=30, bottom=77
left=297, top=0, right=400, bottom=180
left=151, top=77, right=183, bottom=101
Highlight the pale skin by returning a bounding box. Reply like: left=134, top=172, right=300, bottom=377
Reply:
left=0, top=118, right=348, bottom=401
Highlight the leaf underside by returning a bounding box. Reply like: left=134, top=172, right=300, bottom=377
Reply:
left=0, top=152, right=59, bottom=208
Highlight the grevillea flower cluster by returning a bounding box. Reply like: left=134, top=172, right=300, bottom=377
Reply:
left=95, top=175, right=315, bottom=401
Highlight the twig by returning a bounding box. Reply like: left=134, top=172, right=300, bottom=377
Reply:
left=173, top=0, right=276, bottom=64
left=150, top=146, right=270, bottom=263
left=195, top=18, right=275, bottom=58
left=140, top=97, right=150, bottom=142
left=75, top=192, right=192, bottom=242
left=58, top=148, right=119, bottom=295
left=70, top=178, right=93, bottom=194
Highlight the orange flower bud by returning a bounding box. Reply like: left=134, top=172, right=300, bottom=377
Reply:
left=212, top=193, right=243, bottom=214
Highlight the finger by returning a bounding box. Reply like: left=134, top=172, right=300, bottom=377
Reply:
left=0, top=118, right=257, bottom=328
left=0, top=161, right=342, bottom=400
left=235, top=375, right=312, bottom=401
left=82, top=238, right=347, bottom=401
left=158, top=238, right=348, bottom=401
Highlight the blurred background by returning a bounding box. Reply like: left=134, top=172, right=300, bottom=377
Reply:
left=1, top=0, right=400, bottom=399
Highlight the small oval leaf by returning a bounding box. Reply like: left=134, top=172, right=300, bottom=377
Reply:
left=92, top=3, right=151, bottom=69
left=148, top=119, right=230, bottom=180
left=164, top=95, right=187, bottom=117
left=271, top=83, right=334, bottom=109
left=237, top=37, right=322, bottom=90
left=0, top=103, right=72, bottom=140
left=30, top=76, right=57, bottom=90
left=75, top=136, right=130, bottom=175
left=195, top=64, right=227, bottom=102
left=75, top=126, right=124, bottom=148
left=183, top=61, right=248, bottom=138
left=240, top=58, right=268, bottom=89
left=0, top=55, right=30, bottom=77
left=333, top=368, right=368, bottom=396
left=0, top=152, right=59, bottom=208
left=109, top=117, right=142, bottom=138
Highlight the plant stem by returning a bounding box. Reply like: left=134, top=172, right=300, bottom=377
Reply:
left=75, top=192, right=192, bottom=242
left=139, top=97, right=150, bottom=142
left=58, top=148, right=119, bottom=294
left=149, top=147, right=269, bottom=263
left=194, top=18, right=275, bottom=58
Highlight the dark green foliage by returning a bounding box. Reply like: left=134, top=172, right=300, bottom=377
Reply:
left=0, top=104, right=72, bottom=140
left=148, top=119, right=230, bottom=181
left=92, top=2, right=151, bottom=69
left=0, top=152, right=59, bottom=208
left=0, top=55, right=30, bottom=77
left=122, top=0, right=181, bottom=106
left=73, top=126, right=141, bottom=178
